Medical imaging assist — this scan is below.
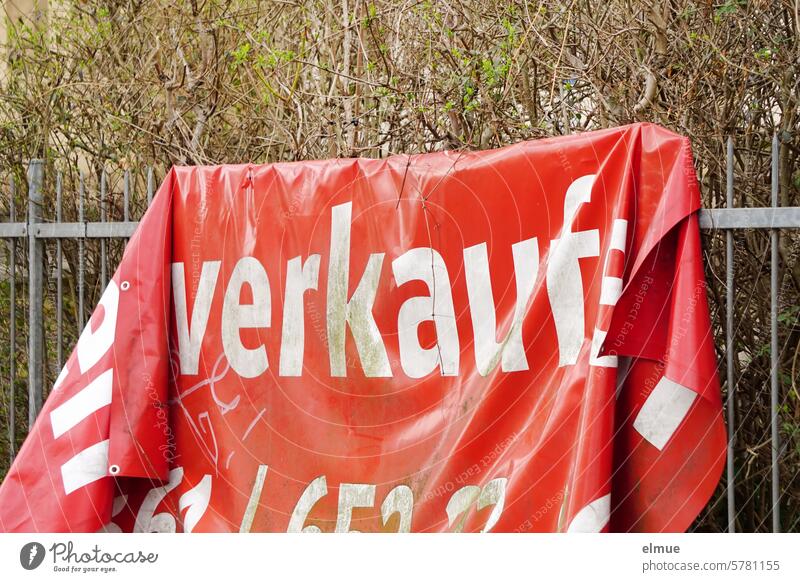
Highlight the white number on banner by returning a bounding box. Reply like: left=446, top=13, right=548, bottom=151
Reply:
left=446, top=485, right=481, bottom=532
left=179, top=474, right=213, bottom=533
left=335, top=483, right=376, bottom=532
left=134, top=467, right=213, bottom=533
left=381, top=485, right=414, bottom=533
left=280, top=476, right=508, bottom=532
left=134, top=467, right=184, bottom=533
left=477, top=478, right=508, bottom=532
left=287, top=475, right=327, bottom=532
left=446, top=478, right=507, bottom=533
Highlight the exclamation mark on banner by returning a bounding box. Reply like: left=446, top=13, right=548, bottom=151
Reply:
left=590, top=219, right=628, bottom=367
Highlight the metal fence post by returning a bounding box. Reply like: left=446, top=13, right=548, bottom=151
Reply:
left=725, top=136, right=736, bottom=532
left=770, top=135, right=781, bottom=533
left=8, top=177, right=17, bottom=461
left=27, top=160, right=44, bottom=427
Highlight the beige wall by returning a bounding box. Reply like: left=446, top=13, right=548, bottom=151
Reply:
left=1, top=0, right=48, bottom=79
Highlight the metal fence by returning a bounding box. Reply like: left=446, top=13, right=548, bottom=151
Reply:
left=1, top=162, right=154, bottom=458
left=1, top=138, right=799, bottom=533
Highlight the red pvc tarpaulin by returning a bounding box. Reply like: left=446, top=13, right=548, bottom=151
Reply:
left=0, top=123, right=726, bottom=533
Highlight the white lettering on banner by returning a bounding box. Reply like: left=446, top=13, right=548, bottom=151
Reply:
left=52, top=364, right=70, bottom=392
left=60, top=439, right=110, bottom=495
left=54, top=278, right=121, bottom=496
left=170, top=176, right=613, bottom=379
left=279, top=255, right=320, bottom=376
left=599, top=219, right=628, bottom=306
left=76, top=280, right=120, bottom=373
left=590, top=328, right=617, bottom=368
left=222, top=257, right=271, bottom=378
left=392, top=248, right=459, bottom=377
left=50, top=368, right=113, bottom=439
left=173, top=261, right=221, bottom=375
left=327, top=202, right=391, bottom=377
left=590, top=218, right=629, bottom=368
left=464, top=239, right=539, bottom=376
left=546, top=175, right=600, bottom=367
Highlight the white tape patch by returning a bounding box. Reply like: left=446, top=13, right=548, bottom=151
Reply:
left=633, top=377, right=697, bottom=450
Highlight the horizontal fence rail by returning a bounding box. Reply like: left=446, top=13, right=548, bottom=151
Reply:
left=0, top=222, right=140, bottom=239
left=699, top=207, right=800, bottom=230
left=1, top=136, right=797, bottom=533
left=4, top=211, right=800, bottom=239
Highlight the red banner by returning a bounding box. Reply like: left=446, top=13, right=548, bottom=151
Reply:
left=0, top=123, right=725, bottom=533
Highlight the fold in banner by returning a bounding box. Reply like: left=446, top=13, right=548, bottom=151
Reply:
left=0, top=123, right=726, bottom=533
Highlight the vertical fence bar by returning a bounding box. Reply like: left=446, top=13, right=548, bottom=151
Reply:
left=124, top=170, right=130, bottom=222
left=100, top=168, right=107, bottom=287
left=8, top=177, right=16, bottom=460
left=27, top=160, right=44, bottom=426
left=124, top=170, right=131, bottom=247
left=147, top=167, right=154, bottom=207
left=770, top=134, right=781, bottom=533
left=56, top=172, right=63, bottom=371
left=725, top=136, right=736, bottom=533
left=78, top=172, right=85, bottom=328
